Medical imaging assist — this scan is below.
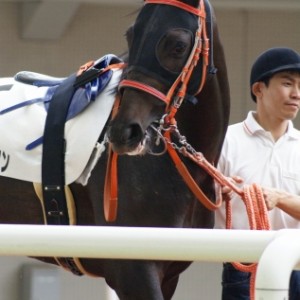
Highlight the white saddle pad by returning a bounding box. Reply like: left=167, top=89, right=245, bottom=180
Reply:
left=0, top=68, right=121, bottom=184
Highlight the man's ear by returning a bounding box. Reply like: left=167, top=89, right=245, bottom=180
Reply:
left=252, top=82, right=264, bottom=100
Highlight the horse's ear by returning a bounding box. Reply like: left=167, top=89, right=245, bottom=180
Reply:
left=125, top=25, right=134, bottom=49
left=181, top=0, right=201, bottom=8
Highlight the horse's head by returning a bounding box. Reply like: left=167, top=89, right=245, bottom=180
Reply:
left=108, top=0, right=212, bottom=155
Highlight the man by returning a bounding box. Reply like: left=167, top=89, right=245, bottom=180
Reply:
left=215, top=47, right=300, bottom=300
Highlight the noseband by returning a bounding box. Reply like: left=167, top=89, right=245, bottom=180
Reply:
left=119, top=0, right=209, bottom=121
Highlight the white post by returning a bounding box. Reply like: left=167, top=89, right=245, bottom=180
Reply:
left=0, top=225, right=276, bottom=262
left=255, top=230, right=300, bottom=300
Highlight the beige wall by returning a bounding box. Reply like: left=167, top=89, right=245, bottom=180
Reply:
left=0, top=3, right=137, bottom=76
left=215, top=8, right=300, bottom=126
left=0, top=256, right=220, bottom=300
left=0, top=256, right=110, bottom=300
left=0, top=2, right=300, bottom=300
left=2, top=3, right=299, bottom=125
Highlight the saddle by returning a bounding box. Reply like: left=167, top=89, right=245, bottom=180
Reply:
left=0, top=78, right=14, bottom=91
left=15, top=71, right=65, bottom=86
left=0, top=54, right=123, bottom=185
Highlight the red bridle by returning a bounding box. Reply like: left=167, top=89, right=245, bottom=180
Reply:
left=105, top=0, right=212, bottom=222
left=119, top=0, right=209, bottom=122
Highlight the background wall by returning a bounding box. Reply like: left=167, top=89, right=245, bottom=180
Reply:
left=216, top=8, right=300, bottom=126
left=0, top=1, right=300, bottom=299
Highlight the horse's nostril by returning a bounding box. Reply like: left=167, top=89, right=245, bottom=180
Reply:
left=108, top=122, right=144, bottom=148
left=121, top=124, right=143, bottom=144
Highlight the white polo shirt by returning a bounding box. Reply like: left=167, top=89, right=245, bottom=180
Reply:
left=214, top=111, right=300, bottom=230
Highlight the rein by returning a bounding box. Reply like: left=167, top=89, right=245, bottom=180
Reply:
left=159, top=122, right=269, bottom=300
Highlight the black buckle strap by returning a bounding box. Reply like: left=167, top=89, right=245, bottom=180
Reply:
left=41, top=73, right=85, bottom=276
left=42, top=74, right=77, bottom=225
left=74, top=67, right=103, bottom=88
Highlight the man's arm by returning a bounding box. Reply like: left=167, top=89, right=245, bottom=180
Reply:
left=263, top=187, right=300, bottom=220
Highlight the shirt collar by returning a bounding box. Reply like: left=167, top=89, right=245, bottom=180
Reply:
left=243, top=111, right=300, bottom=140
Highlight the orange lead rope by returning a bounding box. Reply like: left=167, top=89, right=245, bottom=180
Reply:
left=104, top=146, right=118, bottom=222
left=227, top=184, right=270, bottom=300
left=165, top=136, right=270, bottom=300
left=103, top=96, right=121, bottom=222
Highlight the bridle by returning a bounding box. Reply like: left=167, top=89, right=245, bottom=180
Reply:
left=104, top=0, right=215, bottom=222
left=119, top=0, right=209, bottom=123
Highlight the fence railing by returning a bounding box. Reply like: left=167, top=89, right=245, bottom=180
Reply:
left=0, top=224, right=298, bottom=299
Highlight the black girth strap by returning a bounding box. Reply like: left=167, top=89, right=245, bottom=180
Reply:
left=41, top=62, right=111, bottom=276
left=42, top=74, right=77, bottom=225
left=41, top=74, right=85, bottom=276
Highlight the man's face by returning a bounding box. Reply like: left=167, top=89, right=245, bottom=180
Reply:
left=260, top=71, right=300, bottom=121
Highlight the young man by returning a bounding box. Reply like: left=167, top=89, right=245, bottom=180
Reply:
left=215, top=47, right=300, bottom=300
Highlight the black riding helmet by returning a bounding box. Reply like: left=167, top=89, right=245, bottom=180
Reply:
left=250, top=47, right=300, bottom=101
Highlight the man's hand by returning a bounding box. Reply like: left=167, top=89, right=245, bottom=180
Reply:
left=221, top=176, right=243, bottom=199
left=262, top=187, right=289, bottom=210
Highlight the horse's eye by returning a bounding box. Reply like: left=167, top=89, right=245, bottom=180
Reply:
left=172, top=41, right=188, bottom=57
left=156, top=29, right=192, bottom=73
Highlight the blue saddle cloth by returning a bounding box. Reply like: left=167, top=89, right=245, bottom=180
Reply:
left=0, top=54, right=122, bottom=150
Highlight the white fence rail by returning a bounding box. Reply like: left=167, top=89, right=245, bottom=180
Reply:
left=0, top=225, right=299, bottom=300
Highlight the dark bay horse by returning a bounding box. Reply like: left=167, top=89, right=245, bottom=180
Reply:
left=0, top=0, right=230, bottom=299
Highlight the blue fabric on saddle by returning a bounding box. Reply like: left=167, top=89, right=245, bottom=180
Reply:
left=2, top=54, right=117, bottom=150
left=0, top=54, right=123, bottom=184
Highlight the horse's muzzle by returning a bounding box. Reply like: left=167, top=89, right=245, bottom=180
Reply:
left=107, top=121, right=147, bottom=155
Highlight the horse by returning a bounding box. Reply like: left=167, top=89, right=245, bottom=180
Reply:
left=0, top=0, right=230, bottom=299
